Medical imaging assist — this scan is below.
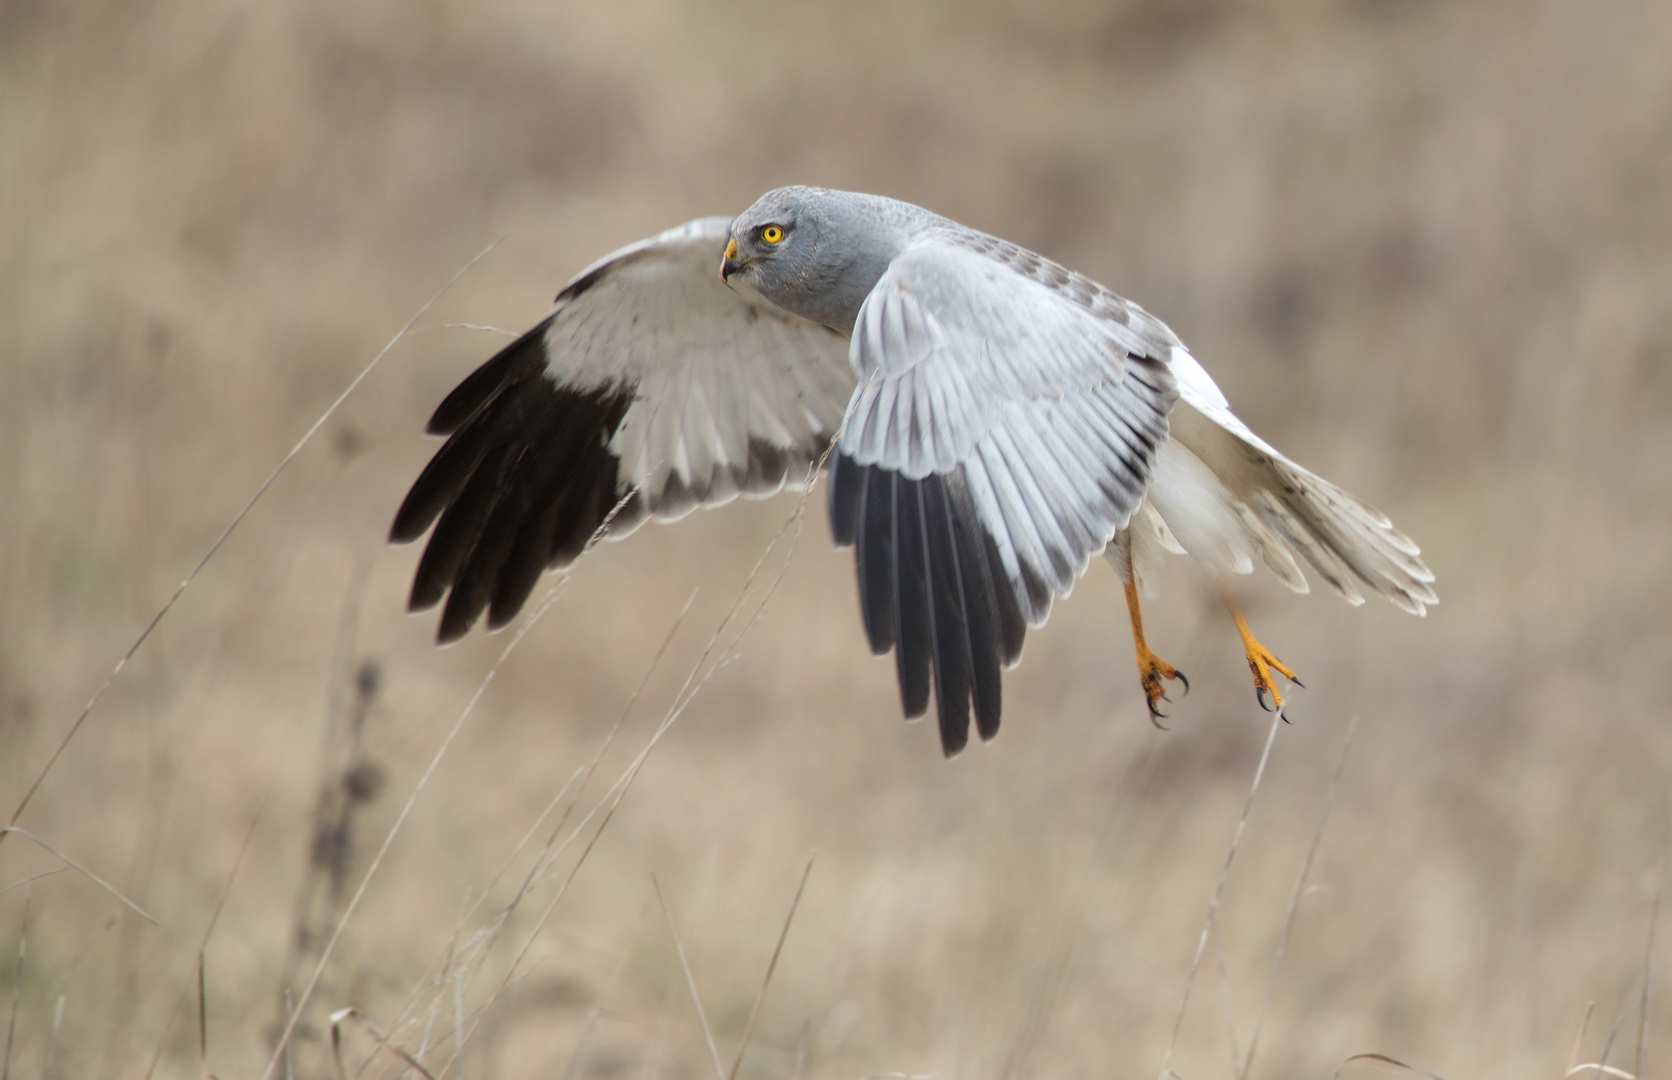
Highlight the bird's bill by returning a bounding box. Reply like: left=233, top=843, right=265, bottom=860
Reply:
left=720, top=237, right=741, bottom=282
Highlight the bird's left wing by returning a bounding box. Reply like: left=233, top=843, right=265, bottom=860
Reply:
left=826, top=232, right=1178, bottom=754
left=390, top=217, right=855, bottom=642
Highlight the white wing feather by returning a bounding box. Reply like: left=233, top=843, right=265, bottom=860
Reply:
left=392, top=216, right=856, bottom=642
left=542, top=217, right=856, bottom=531
left=1154, top=344, right=1437, bottom=613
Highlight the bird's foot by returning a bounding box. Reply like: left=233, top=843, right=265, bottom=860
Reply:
left=1245, top=645, right=1300, bottom=712
left=1225, top=601, right=1301, bottom=713
left=1136, top=643, right=1189, bottom=725
left=1121, top=560, right=1188, bottom=726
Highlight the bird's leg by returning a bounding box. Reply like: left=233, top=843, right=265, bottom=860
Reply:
left=1122, top=549, right=1187, bottom=723
left=1226, top=601, right=1301, bottom=712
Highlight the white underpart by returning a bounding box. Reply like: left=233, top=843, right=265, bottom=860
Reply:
left=1106, top=345, right=1437, bottom=615
left=1143, top=438, right=1256, bottom=579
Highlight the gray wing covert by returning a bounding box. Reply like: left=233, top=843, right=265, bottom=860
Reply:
left=826, top=235, right=1177, bottom=754
left=391, top=217, right=855, bottom=643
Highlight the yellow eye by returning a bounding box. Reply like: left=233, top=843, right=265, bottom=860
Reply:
left=761, top=225, right=785, bottom=243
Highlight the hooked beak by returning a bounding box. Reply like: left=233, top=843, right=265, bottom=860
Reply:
left=720, top=237, right=744, bottom=283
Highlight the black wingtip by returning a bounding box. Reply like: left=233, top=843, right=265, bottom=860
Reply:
left=392, top=320, right=636, bottom=645
left=940, top=719, right=970, bottom=758
left=890, top=472, right=934, bottom=721
left=408, top=576, right=443, bottom=614
left=841, top=457, right=1022, bottom=756
left=425, top=317, right=555, bottom=435
left=828, top=452, right=865, bottom=548
left=436, top=610, right=472, bottom=645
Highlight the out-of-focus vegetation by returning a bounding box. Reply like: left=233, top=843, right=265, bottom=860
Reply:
left=2, top=0, right=1670, bottom=1075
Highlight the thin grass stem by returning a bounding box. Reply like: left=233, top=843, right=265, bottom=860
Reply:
left=1242, top=715, right=1358, bottom=1080
left=652, top=874, right=727, bottom=1080
left=0, top=238, right=505, bottom=851
left=729, top=854, right=816, bottom=1080
left=1159, top=706, right=1285, bottom=1080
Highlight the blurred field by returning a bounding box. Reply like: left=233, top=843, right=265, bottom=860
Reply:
left=4, top=0, right=1672, bottom=1076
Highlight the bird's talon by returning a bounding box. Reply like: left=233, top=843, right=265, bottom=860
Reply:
left=1230, top=604, right=1299, bottom=714
left=1136, top=650, right=1188, bottom=723
left=1176, top=670, right=1190, bottom=697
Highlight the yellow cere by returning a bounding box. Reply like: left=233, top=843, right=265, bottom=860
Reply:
left=762, top=225, right=785, bottom=243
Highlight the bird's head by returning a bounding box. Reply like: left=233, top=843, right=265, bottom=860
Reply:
left=720, top=186, right=816, bottom=292
left=721, top=186, right=913, bottom=333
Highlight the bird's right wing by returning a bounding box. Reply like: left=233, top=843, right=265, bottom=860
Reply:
left=390, top=217, right=856, bottom=643
left=826, top=232, right=1179, bottom=753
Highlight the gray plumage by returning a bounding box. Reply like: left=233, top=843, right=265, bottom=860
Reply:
left=392, top=186, right=1433, bottom=755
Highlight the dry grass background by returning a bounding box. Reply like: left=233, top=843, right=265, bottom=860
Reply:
left=3, top=0, right=1672, bottom=1075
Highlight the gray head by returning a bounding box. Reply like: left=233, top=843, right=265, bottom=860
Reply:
left=721, top=186, right=936, bottom=333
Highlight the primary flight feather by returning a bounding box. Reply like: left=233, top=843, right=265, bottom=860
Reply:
left=391, top=187, right=1435, bottom=755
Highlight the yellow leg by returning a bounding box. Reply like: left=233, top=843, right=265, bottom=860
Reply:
left=1122, top=552, right=1187, bottom=722
left=1227, top=602, right=1302, bottom=712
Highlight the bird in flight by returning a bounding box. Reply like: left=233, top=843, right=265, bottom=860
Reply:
left=390, top=187, right=1435, bottom=755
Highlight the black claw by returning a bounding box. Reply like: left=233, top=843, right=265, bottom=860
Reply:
left=1290, top=675, right=1305, bottom=689
left=1176, top=670, right=1190, bottom=697
left=1255, top=686, right=1275, bottom=712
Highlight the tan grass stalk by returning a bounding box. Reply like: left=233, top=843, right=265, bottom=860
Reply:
left=1241, top=715, right=1359, bottom=1080
left=2, top=883, right=28, bottom=1080
left=0, top=870, right=66, bottom=900
left=410, top=323, right=518, bottom=336
left=562, top=900, right=652, bottom=1080
left=380, top=587, right=691, bottom=1065
left=999, top=734, right=1167, bottom=1080
left=262, top=541, right=558, bottom=1079
left=309, top=478, right=643, bottom=1063
left=1332, top=1051, right=1446, bottom=1079
left=44, top=996, right=62, bottom=1079
left=641, top=843, right=723, bottom=1080
left=0, top=238, right=506, bottom=853
left=1213, top=910, right=1240, bottom=1070
left=729, top=854, right=817, bottom=1080
left=329, top=1007, right=438, bottom=1080
left=0, top=828, right=155, bottom=924
left=1633, top=800, right=1669, bottom=1079
left=652, top=872, right=728, bottom=1080
left=377, top=766, right=583, bottom=1056
left=433, top=480, right=820, bottom=1078
left=1158, top=705, right=1286, bottom=1080
left=141, top=797, right=266, bottom=1080
left=1570, top=1003, right=1596, bottom=1078
left=196, top=956, right=207, bottom=1077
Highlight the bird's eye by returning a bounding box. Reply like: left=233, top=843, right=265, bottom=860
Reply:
left=761, top=225, right=786, bottom=244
